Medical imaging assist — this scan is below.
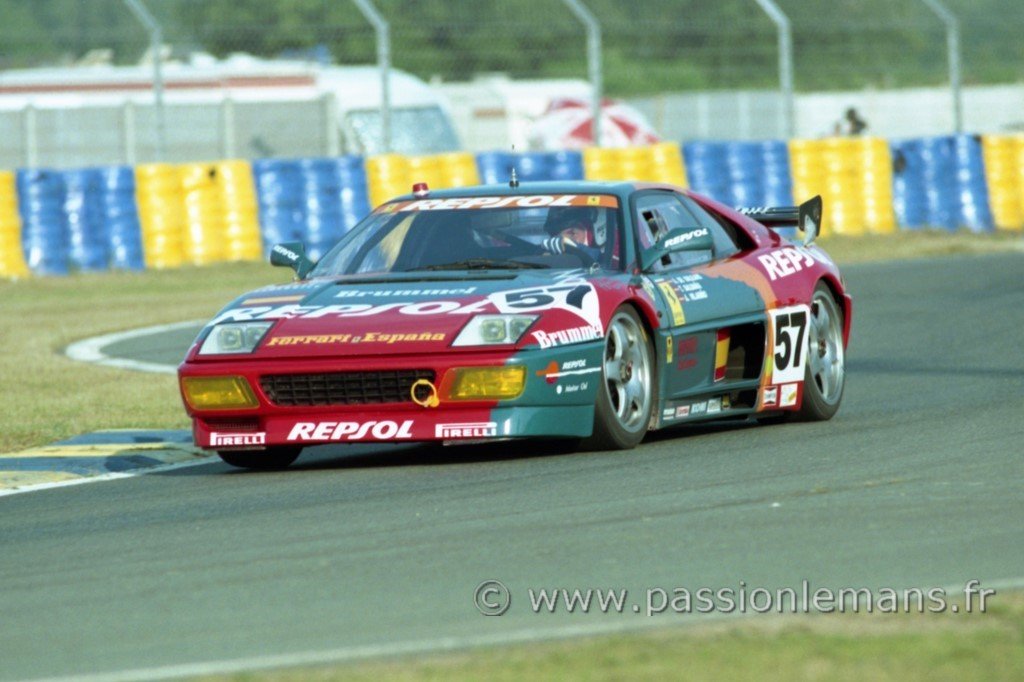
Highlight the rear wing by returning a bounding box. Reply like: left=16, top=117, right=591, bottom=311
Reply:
left=737, top=195, right=822, bottom=246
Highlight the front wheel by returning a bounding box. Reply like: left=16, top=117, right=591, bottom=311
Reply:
left=791, top=283, right=846, bottom=421
left=584, top=306, right=656, bottom=450
left=218, top=447, right=302, bottom=470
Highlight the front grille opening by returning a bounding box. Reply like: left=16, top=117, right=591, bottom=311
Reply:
left=260, top=369, right=436, bottom=406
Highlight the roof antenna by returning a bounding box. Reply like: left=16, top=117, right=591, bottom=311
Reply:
left=509, top=144, right=519, bottom=188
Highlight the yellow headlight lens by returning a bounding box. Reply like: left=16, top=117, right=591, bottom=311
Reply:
left=448, top=366, right=526, bottom=400
left=181, top=376, right=259, bottom=410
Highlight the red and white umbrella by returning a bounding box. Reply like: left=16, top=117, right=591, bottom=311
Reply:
left=528, top=98, right=661, bottom=149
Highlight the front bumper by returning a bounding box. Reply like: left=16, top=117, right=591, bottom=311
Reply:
left=180, top=342, right=604, bottom=450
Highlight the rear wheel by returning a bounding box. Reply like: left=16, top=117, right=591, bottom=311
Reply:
left=218, top=447, right=302, bottom=470
left=584, top=306, right=656, bottom=450
left=789, top=283, right=846, bottom=422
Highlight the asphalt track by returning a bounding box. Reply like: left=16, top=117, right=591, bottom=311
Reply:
left=2, top=254, right=1023, bottom=681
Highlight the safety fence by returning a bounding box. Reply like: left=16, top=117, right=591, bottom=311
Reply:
left=1, top=134, right=1022, bottom=278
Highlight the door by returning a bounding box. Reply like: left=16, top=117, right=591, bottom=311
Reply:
left=633, top=190, right=767, bottom=404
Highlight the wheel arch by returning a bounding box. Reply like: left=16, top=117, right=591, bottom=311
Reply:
left=619, top=298, right=662, bottom=430
left=816, top=273, right=852, bottom=349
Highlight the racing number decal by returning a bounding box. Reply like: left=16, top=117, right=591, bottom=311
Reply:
left=769, top=305, right=810, bottom=385
left=501, top=285, right=590, bottom=311
left=774, top=312, right=806, bottom=371
left=490, top=281, right=602, bottom=331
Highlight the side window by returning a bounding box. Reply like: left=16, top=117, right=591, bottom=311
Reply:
left=635, top=193, right=712, bottom=271
left=677, top=194, right=743, bottom=258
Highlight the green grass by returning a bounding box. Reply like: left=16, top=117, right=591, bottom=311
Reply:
left=207, top=592, right=1024, bottom=681
left=0, top=262, right=283, bottom=453
left=817, top=230, right=1023, bottom=263
left=0, top=230, right=1020, bottom=454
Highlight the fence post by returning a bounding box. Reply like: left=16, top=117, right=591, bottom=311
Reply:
left=561, top=0, right=603, bottom=147
left=920, top=0, right=963, bottom=133
left=122, top=0, right=166, bottom=161
left=752, top=0, right=795, bottom=139
left=351, top=0, right=391, bottom=153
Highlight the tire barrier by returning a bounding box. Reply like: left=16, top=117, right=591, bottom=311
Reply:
left=135, top=163, right=186, bottom=269
left=893, top=136, right=993, bottom=232
left=299, top=156, right=371, bottom=261
left=99, top=166, right=145, bottom=270
left=981, top=134, right=1024, bottom=231
left=681, top=142, right=729, bottom=202
left=179, top=163, right=229, bottom=266
left=0, top=134, right=1012, bottom=279
left=17, top=169, right=69, bottom=275
left=759, top=140, right=795, bottom=208
left=891, top=139, right=928, bottom=229
left=789, top=137, right=896, bottom=236
left=213, top=160, right=263, bottom=262
left=253, top=159, right=305, bottom=255
left=366, top=152, right=480, bottom=209
left=176, top=161, right=264, bottom=265
left=475, top=150, right=584, bottom=186
left=0, top=171, right=29, bottom=278
left=63, top=169, right=108, bottom=272
left=951, top=135, right=993, bottom=232
left=584, top=143, right=687, bottom=186
left=682, top=141, right=792, bottom=208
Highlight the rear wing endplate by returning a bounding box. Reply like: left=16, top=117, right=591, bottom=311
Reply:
left=737, top=195, right=822, bottom=246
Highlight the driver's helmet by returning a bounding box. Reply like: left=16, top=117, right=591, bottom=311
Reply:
left=543, top=207, right=603, bottom=250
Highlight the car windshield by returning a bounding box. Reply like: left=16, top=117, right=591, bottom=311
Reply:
left=309, top=194, right=624, bottom=277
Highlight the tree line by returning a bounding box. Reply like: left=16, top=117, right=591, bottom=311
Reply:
left=1, top=0, right=1020, bottom=95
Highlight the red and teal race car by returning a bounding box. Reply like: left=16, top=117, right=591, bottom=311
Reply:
left=178, top=181, right=851, bottom=469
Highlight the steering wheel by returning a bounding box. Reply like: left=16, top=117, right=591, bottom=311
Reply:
left=496, top=230, right=598, bottom=268
left=560, top=241, right=597, bottom=267
left=496, top=230, right=545, bottom=255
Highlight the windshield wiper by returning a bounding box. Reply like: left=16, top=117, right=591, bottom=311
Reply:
left=407, top=258, right=548, bottom=272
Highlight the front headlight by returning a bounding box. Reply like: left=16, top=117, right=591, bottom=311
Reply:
left=445, top=366, right=526, bottom=400
left=199, top=322, right=274, bottom=355
left=452, top=315, right=536, bottom=347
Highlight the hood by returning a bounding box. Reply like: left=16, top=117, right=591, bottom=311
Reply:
left=202, top=270, right=607, bottom=359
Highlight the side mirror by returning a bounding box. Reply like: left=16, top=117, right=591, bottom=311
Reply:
left=640, top=226, right=714, bottom=271
left=270, top=242, right=315, bottom=279
left=799, top=195, right=823, bottom=246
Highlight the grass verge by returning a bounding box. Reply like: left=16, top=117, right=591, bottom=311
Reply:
left=0, top=262, right=280, bottom=452
left=0, top=230, right=1020, bottom=454
left=817, top=229, right=1022, bottom=262
left=205, top=591, right=1024, bottom=681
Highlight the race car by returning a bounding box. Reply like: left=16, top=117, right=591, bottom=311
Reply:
left=178, top=180, right=851, bottom=469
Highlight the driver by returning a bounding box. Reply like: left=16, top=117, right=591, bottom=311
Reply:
left=540, top=208, right=603, bottom=262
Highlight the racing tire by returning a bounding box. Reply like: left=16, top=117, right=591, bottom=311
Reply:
left=584, top=306, right=656, bottom=450
left=218, top=447, right=302, bottom=470
left=779, top=283, right=846, bottom=423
